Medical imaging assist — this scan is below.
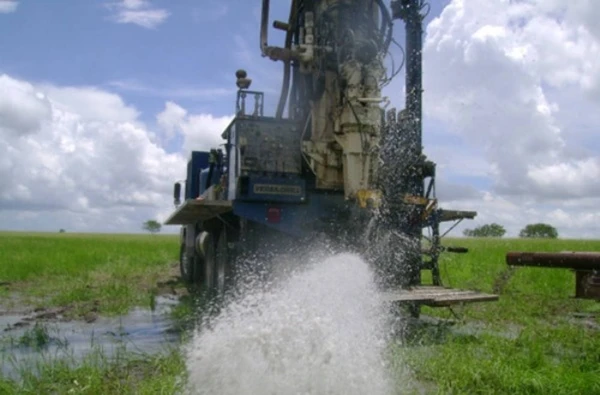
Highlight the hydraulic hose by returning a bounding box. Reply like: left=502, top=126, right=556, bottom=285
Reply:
left=276, top=0, right=299, bottom=119
left=375, top=0, right=393, bottom=53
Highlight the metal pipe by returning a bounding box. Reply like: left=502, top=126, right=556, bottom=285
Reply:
left=390, top=0, right=426, bottom=284
left=506, top=252, right=600, bottom=271
left=260, top=0, right=270, bottom=56
left=405, top=0, right=423, bottom=159
left=273, top=21, right=290, bottom=31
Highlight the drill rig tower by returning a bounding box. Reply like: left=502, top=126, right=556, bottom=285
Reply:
left=164, top=0, right=497, bottom=314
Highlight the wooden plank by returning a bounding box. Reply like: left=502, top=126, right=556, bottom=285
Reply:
left=381, top=286, right=498, bottom=306
left=380, top=293, right=435, bottom=303
left=429, top=293, right=499, bottom=307
left=164, top=199, right=233, bottom=225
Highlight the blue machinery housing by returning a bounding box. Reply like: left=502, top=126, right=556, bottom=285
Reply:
left=165, top=97, right=348, bottom=239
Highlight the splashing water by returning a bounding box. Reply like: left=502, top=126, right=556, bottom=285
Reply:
left=184, top=253, right=396, bottom=395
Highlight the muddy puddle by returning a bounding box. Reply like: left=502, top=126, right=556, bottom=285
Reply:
left=0, top=295, right=182, bottom=380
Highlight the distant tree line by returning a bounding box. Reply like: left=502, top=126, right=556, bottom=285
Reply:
left=463, top=222, right=558, bottom=239
left=463, top=223, right=506, bottom=238
left=518, top=223, right=558, bottom=239
left=143, top=220, right=162, bottom=234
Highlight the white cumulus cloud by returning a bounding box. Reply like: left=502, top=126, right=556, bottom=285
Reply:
left=417, top=0, right=600, bottom=238
left=0, top=74, right=227, bottom=233
left=156, top=101, right=233, bottom=155
left=106, top=0, right=169, bottom=29
left=0, top=0, right=17, bottom=14
left=424, top=0, right=600, bottom=199
left=0, top=75, right=51, bottom=136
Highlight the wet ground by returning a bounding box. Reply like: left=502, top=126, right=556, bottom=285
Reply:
left=400, top=311, right=600, bottom=346
left=0, top=294, right=183, bottom=380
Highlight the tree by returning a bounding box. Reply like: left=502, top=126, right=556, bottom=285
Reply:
left=519, top=223, right=558, bottom=239
left=59, top=229, right=66, bottom=233
left=143, top=220, right=162, bottom=234
left=463, top=223, right=506, bottom=238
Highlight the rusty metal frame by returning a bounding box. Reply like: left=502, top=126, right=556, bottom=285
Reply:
left=506, top=251, right=600, bottom=300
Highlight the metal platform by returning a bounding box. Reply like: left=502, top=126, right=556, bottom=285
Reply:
left=381, top=286, right=498, bottom=307
left=438, top=209, right=477, bottom=222
left=164, top=199, right=233, bottom=225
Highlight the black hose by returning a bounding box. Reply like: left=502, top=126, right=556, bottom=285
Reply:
left=276, top=0, right=300, bottom=119
left=260, top=0, right=270, bottom=56
left=276, top=63, right=291, bottom=119
left=375, top=0, right=393, bottom=53
left=288, top=9, right=303, bottom=118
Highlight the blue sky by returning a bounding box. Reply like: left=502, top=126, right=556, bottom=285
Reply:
left=0, top=0, right=447, bottom=125
left=1, top=0, right=599, bottom=237
left=2, top=1, right=254, bottom=118
left=0, top=0, right=459, bottom=171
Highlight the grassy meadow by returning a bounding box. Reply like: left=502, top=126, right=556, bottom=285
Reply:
left=399, top=237, right=600, bottom=395
left=0, top=231, right=182, bottom=317
left=0, top=345, right=187, bottom=394
left=0, top=232, right=599, bottom=394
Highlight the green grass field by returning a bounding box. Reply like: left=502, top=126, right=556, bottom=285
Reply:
left=0, top=231, right=181, bottom=317
left=0, top=232, right=599, bottom=394
left=400, top=237, right=600, bottom=394
left=0, top=344, right=186, bottom=394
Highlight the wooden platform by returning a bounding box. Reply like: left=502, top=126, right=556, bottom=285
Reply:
left=381, top=286, right=498, bottom=307
left=164, top=199, right=233, bottom=225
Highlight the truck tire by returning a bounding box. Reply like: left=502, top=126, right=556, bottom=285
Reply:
left=179, top=243, right=194, bottom=283
left=203, top=232, right=217, bottom=290
left=192, top=252, right=205, bottom=285
left=215, top=227, right=232, bottom=295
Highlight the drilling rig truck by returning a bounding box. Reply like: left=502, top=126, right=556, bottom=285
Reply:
left=164, top=0, right=498, bottom=315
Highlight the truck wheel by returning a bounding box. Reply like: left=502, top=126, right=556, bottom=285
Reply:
left=215, top=227, right=232, bottom=295
left=179, top=244, right=194, bottom=283
left=192, top=252, right=205, bottom=285
left=203, top=232, right=217, bottom=290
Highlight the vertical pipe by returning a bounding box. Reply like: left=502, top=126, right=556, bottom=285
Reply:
left=406, top=3, right=424, bottom=289
left=431, top=219, right=441, bottom=285
left=392, top=0, right=425, bottom=289
left=260, top=0, right=270, bottom=55
left=405, top=1, right=423, bottom=168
